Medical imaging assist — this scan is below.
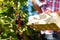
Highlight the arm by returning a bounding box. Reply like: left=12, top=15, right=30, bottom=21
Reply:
left=31, top=0, right=43, bottom=13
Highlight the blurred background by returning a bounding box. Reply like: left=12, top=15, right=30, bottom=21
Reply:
left=0, top=0, right=60, bottom=40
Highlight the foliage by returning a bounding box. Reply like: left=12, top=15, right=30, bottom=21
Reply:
left=0, top=0, right=28, bottom=40
left=0, top=0, right=41, bottom=40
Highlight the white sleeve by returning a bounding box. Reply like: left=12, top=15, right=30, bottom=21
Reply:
left=35, top=0, right=43, bottom=7
left=35, top=0, right=46, bottom=7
